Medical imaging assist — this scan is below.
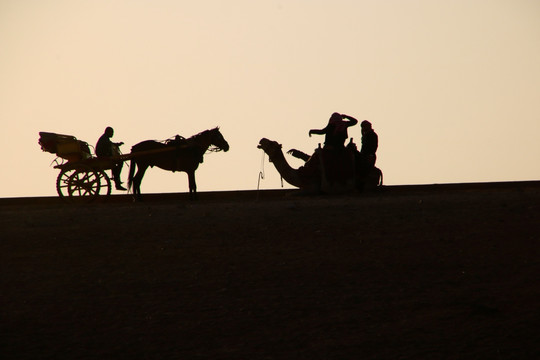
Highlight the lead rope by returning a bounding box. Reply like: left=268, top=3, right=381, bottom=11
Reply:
left=256, top=150, right=266, bottom=200
left=257, top=149, right=285, bottom=200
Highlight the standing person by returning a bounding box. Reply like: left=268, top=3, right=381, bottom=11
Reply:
left=96, top=126, right=126, bottom=190
left=309, top=112, right=358, bottom=149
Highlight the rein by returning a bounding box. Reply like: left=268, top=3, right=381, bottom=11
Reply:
left=163, top=130, right=225, bottom=154
left=190, top=129, right=225, bottom=154
left=206, top=146, right=223, bottom=153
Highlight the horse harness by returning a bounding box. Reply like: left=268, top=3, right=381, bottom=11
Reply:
left=165, top=135, right=205, bottom=170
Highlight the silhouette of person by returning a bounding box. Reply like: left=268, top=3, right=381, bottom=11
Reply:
left=96, top=127, right=126, bottom=190
left=309, top=112, right=358, bottom=149
left=358, top=120, right=378, bottom=171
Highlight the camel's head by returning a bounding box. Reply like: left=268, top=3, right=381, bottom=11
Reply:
left=257, top=138, right=282, bottom=160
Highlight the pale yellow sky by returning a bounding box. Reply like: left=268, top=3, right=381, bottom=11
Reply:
left=1, top=0, right=539, bottom=197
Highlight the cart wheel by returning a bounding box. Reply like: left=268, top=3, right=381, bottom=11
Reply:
left=56, top=165, right=109, bottom=203
left=97, top=170, right=112, bottom=197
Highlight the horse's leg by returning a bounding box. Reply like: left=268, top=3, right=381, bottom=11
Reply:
left=133, top=164, right=149, bottom=201
left=127, top=159, right=136, bottom=191
left=187, top=171, right=197, bottom=200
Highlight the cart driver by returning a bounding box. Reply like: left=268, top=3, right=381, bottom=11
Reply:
left=96, top=126, right=126, bottom=191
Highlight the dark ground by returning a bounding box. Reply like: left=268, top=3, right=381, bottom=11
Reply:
left=1, top=182, right=539, bottom=359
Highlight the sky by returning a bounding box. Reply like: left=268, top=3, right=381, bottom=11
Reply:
left=1, top=0, right=539, bottom=198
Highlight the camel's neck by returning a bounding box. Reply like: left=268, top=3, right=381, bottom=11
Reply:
left=266, top=148, right=304, bottom=188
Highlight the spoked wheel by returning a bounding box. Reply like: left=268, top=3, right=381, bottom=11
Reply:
left=56, top=164, right=111, bottom=203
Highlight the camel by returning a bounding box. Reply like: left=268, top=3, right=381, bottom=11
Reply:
left=257, top=138, right=382, bottom=194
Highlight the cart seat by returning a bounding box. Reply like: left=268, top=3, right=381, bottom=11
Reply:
left=39, top=132, right=92, bottom=162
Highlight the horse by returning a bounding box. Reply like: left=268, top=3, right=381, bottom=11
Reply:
left=127, top=127, right=229, bottom=201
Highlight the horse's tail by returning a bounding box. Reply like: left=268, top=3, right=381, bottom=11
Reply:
left=127, top=159, right=136, bottom=191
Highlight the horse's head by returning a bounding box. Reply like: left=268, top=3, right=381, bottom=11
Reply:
left=208, top=127, right=229, bottom=152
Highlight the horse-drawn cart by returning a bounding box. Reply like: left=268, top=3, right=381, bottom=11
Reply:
left=38, top=132, right=133, bottom=203
left=38, top=128, right=230, bottom=203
